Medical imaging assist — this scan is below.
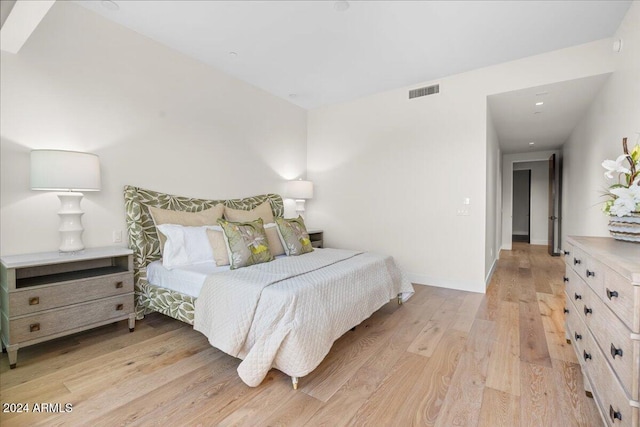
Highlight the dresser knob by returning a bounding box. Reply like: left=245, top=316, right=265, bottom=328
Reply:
left=116, top=304, right=124, bottom=311
left=564, top=250, right=571, bottom=256
left=606, top=288, right=619, bottom=300
left=29, top=323, right=40, bottom=333
left=573, top=258, right=581, bottom=265
left=115, top=281, right=124, bottom=289
left=610, top=343, right=623, bottom=359
left=563, top=307, right=569, bottom=314
left=28, top=297, right=40, bottom=306
left=563, top=276, right=569, bottom=282
left=609, top=405, right=622, bottom=422
left=583, top=350, right=591, bottom=361
left=574, top=293, right=582, bottom=300
left=583, top=306, right=592, bottom=316
left=574, top=332, right=582, bottom=341
left=586, top=269, right=595, bottom=278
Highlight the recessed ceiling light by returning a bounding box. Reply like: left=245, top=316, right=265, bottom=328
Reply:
left=100, top=0, right=119, bottom=11
left=334, top=1, right=350, bottom=12
left=535, top=101, right=544, bottom=106
left=228, top=52, right=238, bottom=58
left=534, top=111, right=542, bottom=115
left=529, top=142, right=535, bottom=146
left=536, top=91, right=548, bottom=97
left=288, top=94, right=297, bottom=99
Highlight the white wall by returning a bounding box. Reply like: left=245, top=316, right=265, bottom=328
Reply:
left=0, top=2, right=307, bottom=255
left=485, top=105, right=501, bottom=286
left=562, top=2, right=640, bottom=244
left=514, top=161, right=549, bottom=245
left=308, top=39, right=614, bottom=293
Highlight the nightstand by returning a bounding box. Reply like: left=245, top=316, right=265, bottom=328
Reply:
left=0, top=247, right=135, bottom=368
left=308, top=229, right=324, bottom=248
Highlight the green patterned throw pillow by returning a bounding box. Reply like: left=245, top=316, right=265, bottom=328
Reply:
left=217, top=218, right=273, bottom=269
left=276, top=216, right=314, bottom=256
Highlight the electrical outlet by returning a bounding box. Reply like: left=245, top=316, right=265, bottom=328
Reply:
left=112, top=230, right=122, bottom=243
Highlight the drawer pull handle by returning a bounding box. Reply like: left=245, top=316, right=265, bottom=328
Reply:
left=563, top=307, right=569, bottom=314
left=573, top=258, right=581, bottom=265
left=585, top=269, right=595, bottom=278
left=606, top=288, right=619, bottom=300
left=116, top=304, right=124, bottom=311
left=574, top=293, right=582, bottom=300
left=563, top=276, right=569, bottom=282
left=583, top=350, right=591, bottom=361
left=574, top=332, right=582, bottom=341
left=29, top=323, right=40, bottom=333
left=115, top=281, right=124, bottom=289
left=583, top=306, right=592, bottom=316
left=609, top=405, right=622, bottom=422
left=610, top=343, right=623, bottom=359
left=564, top=250, right=570, bottom=256
left=29, top=297, right=40, bottom=306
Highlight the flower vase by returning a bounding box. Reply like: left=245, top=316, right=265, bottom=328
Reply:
left=608, top=213, right=640, bottom=242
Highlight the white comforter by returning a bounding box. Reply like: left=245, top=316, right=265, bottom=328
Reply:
left=193, top=248, right=414, bottom=387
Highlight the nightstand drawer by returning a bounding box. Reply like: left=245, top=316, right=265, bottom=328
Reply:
left=9, top=294, right=134, bottom=343
left=9, top=272, right=134, bottom=316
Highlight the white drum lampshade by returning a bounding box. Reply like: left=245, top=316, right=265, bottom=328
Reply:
left=286, top=179, right=313, bottom=217
left=30, top=150, right=101, bottom=252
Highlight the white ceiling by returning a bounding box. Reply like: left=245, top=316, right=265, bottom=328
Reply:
left=488, top=73, right=612, bottom=154
left=74, top=0, right=631, bottom=111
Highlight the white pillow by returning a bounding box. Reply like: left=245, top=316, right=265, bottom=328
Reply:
left=156, top=224, right=215, bottom=270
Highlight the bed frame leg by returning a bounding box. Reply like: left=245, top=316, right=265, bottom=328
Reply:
left=292, top=376, right=299, bottom=390
left=398, top=294, right=403, bottom=305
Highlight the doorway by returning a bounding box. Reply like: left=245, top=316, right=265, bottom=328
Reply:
left=512, top=169, right=531, bottom=243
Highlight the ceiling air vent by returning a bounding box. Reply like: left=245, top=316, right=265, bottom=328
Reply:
left=409, top=84, right=439, bottom=99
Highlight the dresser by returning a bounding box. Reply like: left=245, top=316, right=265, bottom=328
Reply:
left=564, top=236, right=640, bottom=426
left=1, top=247, right=135, bottom=368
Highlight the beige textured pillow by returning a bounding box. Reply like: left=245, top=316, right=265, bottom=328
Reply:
left=205, top=228, right=230, bottom=266
left=224, top=201, right=275, bottom=224
left=149, top=204, right=225, bottom=253
left=264, top=224, right=285, bottom=256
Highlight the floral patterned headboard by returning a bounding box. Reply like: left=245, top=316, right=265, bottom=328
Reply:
left=123, top=185, right=283, bottom=285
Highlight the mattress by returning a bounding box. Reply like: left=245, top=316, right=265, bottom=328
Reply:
left=146, top=255, right=288, bottom=297
left=146, top=260, right=230, bottom=298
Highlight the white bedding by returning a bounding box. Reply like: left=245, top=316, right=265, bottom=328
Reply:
left=194, top=248, right=414, bottom=387
left=146, top=260, right=229, bottom=297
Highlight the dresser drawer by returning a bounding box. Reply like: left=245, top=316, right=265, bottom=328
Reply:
left=565, top=267, right=588, bottom=308
left=602, top=265, right=639, bottom=333
left=9, top=293, right=134, bottom=343
left=582, top=285, right=637, bottom=399
left=9, top=272, right=134, bottom=317
left=580, top=321, right=636, bottom=427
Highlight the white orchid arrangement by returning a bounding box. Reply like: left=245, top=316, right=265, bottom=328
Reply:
left=602, top=137, right=640, bottom=217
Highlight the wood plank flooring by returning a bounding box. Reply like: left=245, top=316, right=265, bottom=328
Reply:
left=0, top=243, right=602, bottom=426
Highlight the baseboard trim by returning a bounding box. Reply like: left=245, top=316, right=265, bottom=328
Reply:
left=485, top=258, right=498, bottom=289
left=405, top=273, right=485, bottom=294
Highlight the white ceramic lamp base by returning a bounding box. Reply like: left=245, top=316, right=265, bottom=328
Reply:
left=57, top=192, right=85, bottom=252
left=294, top=199, right=307, bottom=218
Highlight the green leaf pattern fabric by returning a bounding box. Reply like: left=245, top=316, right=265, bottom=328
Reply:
left=218, top=218, right=273, bottom=269
left=124, top=185, right=283, bottom=320
left=276, top=216, right=314, bottom=256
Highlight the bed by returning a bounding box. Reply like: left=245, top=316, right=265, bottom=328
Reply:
left=124, top=185, right=414, bottom=388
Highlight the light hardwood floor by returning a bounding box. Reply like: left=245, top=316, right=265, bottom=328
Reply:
left=0, top=243, right=602, bottom=426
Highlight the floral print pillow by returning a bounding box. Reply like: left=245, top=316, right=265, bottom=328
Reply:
left=276, top=216, right=314, bottom=256
left=217, top=218, right=273, bottom=269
